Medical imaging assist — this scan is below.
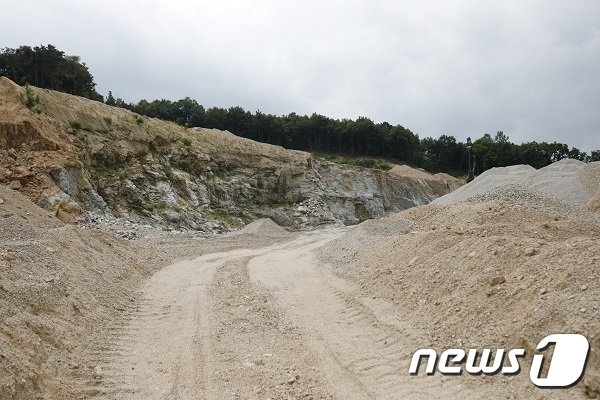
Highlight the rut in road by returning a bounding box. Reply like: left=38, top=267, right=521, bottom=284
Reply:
left=248, top=231, right=475, bottom=400
left=87, top=233, right=332, bottom=399
left=87, top=229, right=478, bottom=399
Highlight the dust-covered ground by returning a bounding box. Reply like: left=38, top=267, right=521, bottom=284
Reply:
left=1, top=160, right=599, bottom=400
left=318, top=160, right=600, bottom=399
left=0, top=185, right=298, bottom=399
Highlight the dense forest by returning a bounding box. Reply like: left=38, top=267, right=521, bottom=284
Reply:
left=0, top=45, right=102, bottom=101
left=2, top=45, right=599, bottom=175
left=108, top=97, right=600, bottom=174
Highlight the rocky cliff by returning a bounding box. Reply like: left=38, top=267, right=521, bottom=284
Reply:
left=0, top=77, right=461, bottom=234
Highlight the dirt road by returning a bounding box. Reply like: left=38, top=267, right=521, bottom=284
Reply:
left=83, top=228, right=480, bottom=400
left=87, top=230, right=483, bottom=399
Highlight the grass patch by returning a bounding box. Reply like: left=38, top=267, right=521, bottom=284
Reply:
left=68, top=119, right=94, bottom=132
left=103, top=116, right=112, bottom=125
left=176, top=160, right=195, bottom=174
left=376, top=163, right=392, bottom=171
left=117, top=170, right=128, bottom=182
left=69, top=120, right=82, bottom=130
left=206, top=210, right=246, bottom=228
left=315, top=153, right=394, bottom=171
left=153, top=201, right=168, bottom=210
left=163, top=166, right=183, bottom=186
left=182, top=138, right=192, bottom=147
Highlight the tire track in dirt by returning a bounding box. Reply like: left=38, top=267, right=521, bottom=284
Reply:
left=88, top=248, right=264, bottom=399
left=83, top=228, right=486, bottom=399
left=86, top=233, right=333, bottom=399
left=207, top=256, right=333, bottom=399
left=248, top=232, right=478, bottom=400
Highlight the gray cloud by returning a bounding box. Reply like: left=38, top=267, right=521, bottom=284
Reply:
left=3, top=0, right=599, bottom=151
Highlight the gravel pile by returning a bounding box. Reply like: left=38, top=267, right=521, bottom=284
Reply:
left=466, top=183, right=600, bottom=223
left=76, top=211, right=212, bottom=240
left=433, top=159, right=597, bottom=212
left=0, top=216, right=42, bottom=241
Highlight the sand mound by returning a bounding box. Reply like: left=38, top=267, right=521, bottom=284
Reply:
left=319, top=159, right=600, bottom=396
left=432, top=164, right=535, bottom=206
left=320, top=200, right=600, bottom=398
left=228, top=218, right=291, bottom=237
left=433, top=159, right=596, bottom=210
left=390, top=164, right=435, bottom=180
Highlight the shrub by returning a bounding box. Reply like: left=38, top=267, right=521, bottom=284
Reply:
left=182, top=138, right=192, bottom=147
left=352, top=158, right=376, bottom=168
left=23, top=84, right=42, bottom=112
left=103, top=116, right=112, bottom=125
left=154, top=201, right=168, bottom=210
left=68, top=119, right=94, bottom=132
left=163, top=166, right=173, bottom=179
left=376, top=163, right=392, bottom=171
left=117, top=170, right=128, bottom=182
left=69, top=120, right=82, bottom=130
left=135, top=116, right=144, bottom=125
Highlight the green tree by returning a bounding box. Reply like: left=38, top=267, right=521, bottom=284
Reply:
left=105, top=91, right=116, bottom=106
left=0, top=44, right=102, bottom=100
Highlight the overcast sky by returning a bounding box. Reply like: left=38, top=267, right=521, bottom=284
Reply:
left=3, top=0, right=600, bottom=151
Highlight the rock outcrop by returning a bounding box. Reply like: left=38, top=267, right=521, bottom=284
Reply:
left=0, top=77, right=461, bottom=233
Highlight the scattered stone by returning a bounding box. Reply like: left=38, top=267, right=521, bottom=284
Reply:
left=468, top=251, right=476, bottom=258
left=0, top=198, right=4, bottom=204
left=524, top=247, right=537, bottom=256
left=93, top=366, right=103, bottom=379
left=539, top=288, right=548, bottom=295
left=491, top=276, right=506, bottom=286
left=13, top=166, right=31, bottom=178
left=8, top=180, right=21, bottom=190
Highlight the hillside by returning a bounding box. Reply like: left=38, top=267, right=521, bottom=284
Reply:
left=0, top=77, right=461, bottom=234
left=2, top=76, right=597, bottom=400
left=319, top=160, right=600, bottom=398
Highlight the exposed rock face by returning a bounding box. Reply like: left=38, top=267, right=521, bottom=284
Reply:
left=0, top=77, right=461, bottom=232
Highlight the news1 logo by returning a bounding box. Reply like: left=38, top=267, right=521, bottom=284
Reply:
left=409, top=334, right=590, bottom=388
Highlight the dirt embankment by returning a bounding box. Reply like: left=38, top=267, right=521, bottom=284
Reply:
left=1, top=157, right=598, bottom=399
left=320, top=161, right=600, bottom=398
left=0, top=77, right=460, bottom=234
left=0, top=184, right=293, bottom=400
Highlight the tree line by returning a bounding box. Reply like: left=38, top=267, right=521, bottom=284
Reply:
left=113, top=96, right=599, bottom=174
left=2, top=44, right=598, bottom=175
left=0, top=45, right=102, bottom=101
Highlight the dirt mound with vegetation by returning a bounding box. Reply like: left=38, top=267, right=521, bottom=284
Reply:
left=0, top=77, right=459, bottom=234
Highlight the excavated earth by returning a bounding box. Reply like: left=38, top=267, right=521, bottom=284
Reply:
left=0, top=78, right=598, bottom=400
left=0, top=77, right=460, bottom=235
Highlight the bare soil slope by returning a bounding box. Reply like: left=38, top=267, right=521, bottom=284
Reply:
left=0, top=77, right=459, bottom=232
left=320, top=183, right=600, bottom=398
left=0, top=185, right=294, bottom=400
